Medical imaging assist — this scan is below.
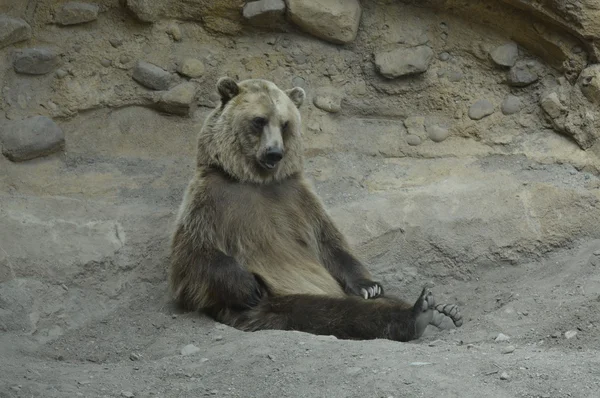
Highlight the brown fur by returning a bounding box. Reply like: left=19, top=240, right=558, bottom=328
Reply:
left=168, top=77, right=461, bottom=342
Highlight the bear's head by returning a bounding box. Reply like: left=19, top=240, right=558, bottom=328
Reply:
left=197, top=77, right=306, bottom=184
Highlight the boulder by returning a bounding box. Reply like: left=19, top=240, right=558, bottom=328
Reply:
left=0, top=116, right=65, bottom=162
left=374, top=45, right=434, bottom=79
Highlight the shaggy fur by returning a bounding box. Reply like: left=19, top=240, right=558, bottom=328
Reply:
left=169, top=77, right=463, bottom=341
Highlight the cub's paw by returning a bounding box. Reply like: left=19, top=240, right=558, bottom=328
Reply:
left=227, top=274, right=267, bottom=310
left=413, top=287, right=435, bottom=338
left=349, top=279, right=384, bottom=299
left=435, top=303, right=463, bottom=328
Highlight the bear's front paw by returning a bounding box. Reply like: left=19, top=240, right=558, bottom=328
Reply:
left=347, top=279, right=384, bottom=299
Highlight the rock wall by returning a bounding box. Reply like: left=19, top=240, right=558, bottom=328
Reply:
left=2, top=0, right=600, bottom=342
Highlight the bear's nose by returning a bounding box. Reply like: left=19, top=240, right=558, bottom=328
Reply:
left=265, top=147, right=283, bottom=164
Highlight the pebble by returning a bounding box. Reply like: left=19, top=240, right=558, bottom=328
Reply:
left=109, top=37, right=123, bottom=48
left=100, top=58, right=111, bottom=67
left=121, top=392, right=135, bottom=398
left=374, top=45, right=434, bottom=78
left=446, top=70, right=463, bottom=82
left=132, top=60, right=172, bottom=90
left=501, top=95, right=522, bottom=115
left=119, top=55, right=131, bottom=65
left=438, top=52, right=450, bottom=61
left=502, top=345, right=516, bottom=354
left=55, top=2, right=100, bottom=26
left=495, top=333, right=510, bottom=342
left=500, top=371, right=510, bottom=380
left=13, top=47, right=60, bottom=75
left=313, top=93, right=342, bottom=113
left=56, top=68, right=68, bottom=79
left=427, top=125, right=449, bottom=143
left=177, top=58, right=205, bottom=78
left=565, top=330, right=578, bottom=339
left=166, top=22, right=182, bottom=41
left=214, top=335, right=223, bottom=341
left=409, top=362, right=432, bottom=366
left=0, top=15, right=32, bottom=48
left=243, top=0, right=286, bottom=20
left=129, top=352, right=141, bottom=361
left=292, top=76, right=307, bottom=89
left=406, top=134, right=422, bottom=146
left=428, top=339, right=443, bottom=347
left=345, top=367, right=362, bottom=375
left=0, top=115, right=65, bottom=162
left=540, top=92, right=566, bottom=120
left=490, top=42, right=518, bottom=67
left=468, top=99, right=494, bottom=120
left=158, top=82, right=197, bottom=116
left=507, top=61, right=539, bottom=87
left=180, top=344, right=200, bottom=356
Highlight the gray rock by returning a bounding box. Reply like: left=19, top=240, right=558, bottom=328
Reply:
left=55, top=2, right=100, bottom=26
left=540, top=92, right=567, bottom=124
left=121, top=392, right=135, bottom=398
left=502, top=345, right=515, bottom=354
left=313, top=93, right=342, bottom=113
left=507, top=61, right=539, bottom=87
left=0, top=116, right=65, bottom=162
left=494, top=333, right=510, bottom=342
left=176, top=58, right=205, bottom=78
left=501, top=95, right=522, bottom=115
left=374, top=45, right=434, bottom=79
left=292, top=76, right=307, bottom=89
left=0, top=15, right=32, bottom=49
left=109, top=37, right=123, bottom=48
left=406, top=134, right=422, bottom=146
left=132, top=60, right=172, bottom=90
left=287, top=0, right=362, bottom=44
left=55, top=69, right=68, bottom=79
left=157, top=83, right=197, bottom=116
left=439, top=52, right=450, bottom=61
left=427, top=125, right=449, bottom=143
left=180, top=344, right=200, bottom=356
left=100, top=58, right=111, bottom=67
left=243, top=0, right=286, bottom=20
left=564, top=330, right=577, bottom=339
left=500, top=372, right=510, bottom=380
left=13, top=48, right=60, bottom=75
left=579, top=64, right=600, bottom=105
left=490, top=42, right=518, bottom=67
left=446, top=69, right=464, bottom=82
left=468, top=99, right=495, bottom=120
left=124, top=0, right=161, bottom=23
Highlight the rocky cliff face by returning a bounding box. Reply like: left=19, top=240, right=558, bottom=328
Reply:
left=2, top=1, right=600, bottom=397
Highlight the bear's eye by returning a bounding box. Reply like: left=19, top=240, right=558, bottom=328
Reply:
left=252, top=117, right=267, bottom=130
left=282, top=121, right=289, bottom=132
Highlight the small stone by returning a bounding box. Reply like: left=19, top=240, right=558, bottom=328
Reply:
left=551, top=332, right=559, bottom=338
left=13, top=48, right=60, bottom=75
left=267, top=354, right=275, bottom=361
left=55, top=2, right=99, bottom=26
left=446, top=70, right=463, bottom=82
left=56, top=69, right=68, bottom=79
left=345, top=367, right=362, bottom=375
left=132, top=60, right=172, bottom=90
left=427, top=125, right=449, bottom=142
left=177, top=58, right=205, bottom=78
left=287, top=0, right=362, bottom=44
left=594, top=250, right=600, bottom=256
left=77, top=380, right=91, bottom=385
left=313, top=92, right=342, bottom=113
left=166, top=22, right=182, bottom=41
left=409, top=362, right=432, bottom=366
left=0, top=15, right=32, bottom=48
left=100, top=58, right=111, bottom=67
left=507, top=61, right=539, bottom=87
left=500, top=372, right=510, bottom=380
left=243, top=0, right=286, bottom=20
left=428, top=339, right=443, bottom=347
left=439, top=52, right=450, bottom=61
left=502, top=345, right=515, bottom=354
left=406, top=134, right=422, bottom=146
left=157, top=82, right=197, bottom=116
left=0, top=116, right=65, bottom=162
left=180, top=344, right=200, bottom=356
left=129, top=353, right=141, bottom=361
left=109, top=37, right=123, bottom=48
left=468, top=99, right=494, bottom=120
left=119, top=55, right=131, bottom=65
left=501, top=95, right=522, bottom=115
left=490, top=42, right=518, bottom=67
left=374, top=45, right=434, bottom=79
left=565, top=330, right=578, bottom=339
left=495, top=333, right=510, bottom=342
left=121, top=392, right=135, bottom=398
left=214, top=335, right=223, bottom=341
left=540, top=92, right=567, bottom=121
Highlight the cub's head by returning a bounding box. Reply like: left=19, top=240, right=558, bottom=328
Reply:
left=197, top=77, right=306, bottom=184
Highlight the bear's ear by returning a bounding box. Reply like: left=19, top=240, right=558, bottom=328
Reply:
left=216, top=77, right=240, bottom=105
left=285, top=87, right=305, bottom=108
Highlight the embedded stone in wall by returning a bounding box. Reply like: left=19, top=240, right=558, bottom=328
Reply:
left=0, top=116, right=65, bottom=162
left=286, top=0, right=362, bottom=44
left=468, top=99, right=495, bottom=120
left=313, top=92, right=342, bottom=113
left=427, top=125, right=450, bottom=143
left=132, top=60, right=173, bottom=90
left=55, top=2, right=100, bottom=26
left=157, top=82, right=197, bottom=116
left=490, top=42, right=518, bottom=68
left=374, top=45, right=434, bottom=79
left=243, top=0, right=286, bottom=25
left=13, top=48, right=60, bottom=75
left=176, top=58, right=205, bottom=78
left=0, top=15, right=32, bottom=48
left=501, top=95, right=522, bottom=115
left=507, top=61, right=539, bottom=87
left=124, top=0, right=160, bottom=23
left=540, top=92, right=567, bottom=129
left=578, top=64, right=600, bottom=105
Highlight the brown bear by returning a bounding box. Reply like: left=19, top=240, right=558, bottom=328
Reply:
left=168, top=77, right=462, bottom=341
